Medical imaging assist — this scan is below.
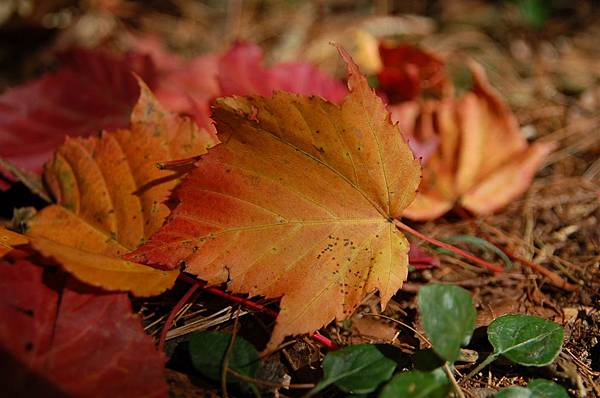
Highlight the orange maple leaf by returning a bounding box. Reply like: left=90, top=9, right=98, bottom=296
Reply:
left=128, top=47, right=421, bottom=351
left=20, top=81, right=218, bottom=296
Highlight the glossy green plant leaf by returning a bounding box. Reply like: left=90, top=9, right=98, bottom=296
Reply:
left=527, top=379, right=569, bottom=397
left=488, top=314, right=564, bottom=366
left=417, top=284, right=476, bottom=362
left=379, top=369, right=450, bottom=398
left=308, top=344, right=396, bottom=396
left=188, top=331, right=260, bottom=383
left=413, top=348, right=445, bottom=372
left=495, top=379, right=569, bottom=398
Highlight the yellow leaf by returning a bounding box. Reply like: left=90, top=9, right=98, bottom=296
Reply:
left=31, top=237, right=178, bottom=297
left=0, top=227, right=28, bottom=258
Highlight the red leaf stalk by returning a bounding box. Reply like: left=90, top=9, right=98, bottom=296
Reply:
left=310, top=332, right=339, bottom=350
left=178, top=273, right=337, bottom=350
left=158, top=282, right=200, bottom=352
left=393, top=220, right=503, bottom=273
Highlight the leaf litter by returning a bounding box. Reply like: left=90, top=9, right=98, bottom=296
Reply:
left=0, top=1, right=598, bottom=397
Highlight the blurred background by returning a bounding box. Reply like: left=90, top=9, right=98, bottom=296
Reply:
left=1, top=0, right=598, bottom=100
left=1, top=0, right=598, bottom=193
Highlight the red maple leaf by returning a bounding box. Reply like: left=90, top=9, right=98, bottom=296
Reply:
left=0, top=256, right=167, bottom=398
left=0, top=49, right=155, bottom=175
left=218, top=42, right=347, bottom=102
left=0, top=42, right=345, bottom=186
left=377, top=43, right=449, bottom=103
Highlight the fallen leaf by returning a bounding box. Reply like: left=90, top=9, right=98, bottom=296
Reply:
left=389, top=100, right=439, bottom=162
left=349, top=316, right=399, bottom=343
left=0, top=256, right=167, bottom=397
left=2, top=223, right=177, bottom=297
left=130, top=39, right=346, bottom=128
left=23, top=82, right=214, bottom=295
left=408, top=244, right=440, bottom=269
left=128, top=47, right=420, bottom=351
left=218, top=42, right=347, bottom=103
left=0, top=41, right=346, bottom=187
left=154, top=53, right=219, bottom=130
left=0, top=158, right=51, bottom=201
left=382, top=53, right=555, bottom=220
left=30, top=236, right=179, bottom=297
left=0, top=227, right=28, bottom=258
left=377, top=43, right=450, bottom=103
left=460, top=140, right=556, bottom=214
left=0, top=49, right=155, bottom=174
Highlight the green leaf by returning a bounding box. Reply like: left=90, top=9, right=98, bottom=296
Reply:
left=517, top=0, right=549, bottom=29
left=413, top=348, right=445, bottom=372
left=379, top=369, right=450, bottom=398
left=495, top=379, right=569, bottom=398
left=488, top=314, right=564, bottom=366
left=417, top=284, right=476, bottom=362
left=437, top=235, right=514, bottom=270
left=188, top=331, right=260, bottom=383
left=308, top=344, right=396, bottom=396
left=528, top=379, right=569, bottom=397
left=495, top=386, right=532, bottom=398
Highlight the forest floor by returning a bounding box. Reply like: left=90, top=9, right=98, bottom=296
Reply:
left=0, top=1, right=598, bottom=397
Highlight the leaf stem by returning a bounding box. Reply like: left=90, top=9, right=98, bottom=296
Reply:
left=158, top=282, right=200, bottom=352
left=393, top=220, right=503, bottom=273
left=502, top=251, right=578, bottom=291
left=221, top=306, right=241, bottom=398
left=443, top=363, right=465, bottom=398
left=179, top=273, right=278, bottom=317
left=155, top=155, right=202, bottom=170
left=178, top=273, right=338, bottom=350
left=310, top=332, right=339, bottom=350
left=462, top=352, right=498, bottom=381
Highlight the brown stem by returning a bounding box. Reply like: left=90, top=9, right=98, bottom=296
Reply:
left=155, top=155, right=202, bottom=170
left=393, top=220, right=503, bottom=273
left=221, top=307, right=241, bottom=398
left=504, top=252, right=578, bottom=291
left=443, top=363, right=466, bottom=398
